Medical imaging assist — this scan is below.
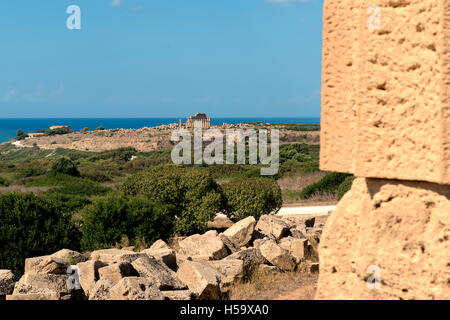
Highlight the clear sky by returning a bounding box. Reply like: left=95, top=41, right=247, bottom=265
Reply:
left=0, top=0, right=323, bottom=118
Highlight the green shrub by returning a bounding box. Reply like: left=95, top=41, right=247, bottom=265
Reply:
left=27, top=174, right=111, bottom=196
left=299, top=172, right=350, bottom=199
left=48, top=157, right=80, bottom=177
left=96, top=126, right=105, bottom=131
left=221, top=178, right=283, bottom=221
left=0, top=176, right=9, bottom=186
left=87, top=147, right=136, bottom=162
left=16, top=130, right=26, bottom=140
left=337, top=175, right=355, bottom=201
left=122, top=166, right=224, bottom=235
left=80, top=194, right=174, bottom=251
left=0, top=193, right=80, bottom=276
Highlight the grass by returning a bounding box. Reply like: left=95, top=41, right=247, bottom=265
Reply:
left=229, top=266, right=318, bottom=300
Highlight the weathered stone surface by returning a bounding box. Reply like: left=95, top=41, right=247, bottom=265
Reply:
left=255, top=215, right=289, bottom=240
left=258, top=265, right=280, bottom=275
left=224, top=248, right=266, bottom=268
left=219, top=234, right=241, bottom=254
left=207, top=215, right=234, bottom=231
left=289, top=228, right=306, bottom=240
left=6, top=293, right=59, bottom=300
left=0, top=270, right=15, bottom=295
left=141, top=248, right=177, bottom=271
left=176, top=261, right=221, bottom=300
left=290, top=239, right=307, bottom=263
left=207, top=259, right=244, bottom=288
left=77, top=260, right=107, bottom=297
left=259, top=241, right=296, bottom=272
left=110, top=277, right=164, bottom=300
left=320, top=0, right=450, bottom=185
left=162, top=290, right=194, bottom=300
left=51, top=249, right=86, bottom=264
left=90, top=249, right=143, bottom=264
left=278, top=237, right=294, bottom=252
left=13, top=273, right=71, bottom=296
left=316, top=178, right=450, bottom=300
left=89, top=279, right=113, bottom=300
left=150, top=239, right=170, bottom=250
left=131, top=256, right=186, bottom=291
left=223, top=216, right=256, bottom=247
left=178, top=230, right=228, bottom=260
left=98, top=262, right=134, bottom=285
left=32, top=256, right=69, bottom=274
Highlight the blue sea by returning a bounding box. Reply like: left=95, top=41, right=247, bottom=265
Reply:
left=0, top=117, right=320, bottom=143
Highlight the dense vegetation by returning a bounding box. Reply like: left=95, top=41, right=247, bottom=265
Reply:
left=0, top=132, right=354, bottom=276
left=0, top=193, right=80, bottom=277
left=221, top=178, right=282, bottom=221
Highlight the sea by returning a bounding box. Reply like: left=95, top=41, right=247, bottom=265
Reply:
left=0, top=117, right=320, bottom=143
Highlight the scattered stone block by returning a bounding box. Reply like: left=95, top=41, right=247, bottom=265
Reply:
left=131, top=256, right=186, bottom=291
left=176, top=261, right=222, bottom=300
left=98, top=262, right=134, bottom=285
left=0, top=270, right=15, bottom=295
left=256, top=215, right=289, bottom=240
left=222, top=216, right=256, bottom=247
left=110, top=277, right=164, bottom=300
left=259, top=240, right=296, bottom=272
left=178, top=230, right=228, bottom=260
left=76, top=260, right=107, bottom=297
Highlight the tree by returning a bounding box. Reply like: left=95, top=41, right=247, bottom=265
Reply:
left=16, top=130, right=26, bottom=140
left=122, top=166, right=224, bottom=235
left=48, top=157, right=80, bottom=177
left=221, top=178, right=282, bottom=221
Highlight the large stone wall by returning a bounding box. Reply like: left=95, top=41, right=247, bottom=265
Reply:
left=318, top=0, right=450, bottom=299
left=320, top=0, right=450, bottom=184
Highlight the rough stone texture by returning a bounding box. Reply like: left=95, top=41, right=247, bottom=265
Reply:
left=316, top=178, right=450, bottom=299
left=255, top=215, right=289, bottom=240
left=6, top=293, right=59, bottom=300
left=141, top=248, right=177, bottom=271
left=90, top=249, right=143, bottom=264
left=0, top=270, right=15, bottom=295
left=320, top=0, right=450, bottom=185
left=162, top=290, right=194, bottom=300
left=207, top=259, right=244, bottom=288
left=259, top=240, right=296, bottom=272
left=150, top=239, right=170, bottom=250
left=89, top=280, right=113, bottom=300
left=131, top=256, right=186, bottom=291
left=176, top=261, right=222, bottom=300
left=77, top=260, right=107, bottom=297
left=219, top=234, right=241, bottom=254
left=222, top=216, right=256, bottom=247
left=13, top=273, right=71, bottom=296
left=110, top=277, right=164, bottom=300
left=178, top=230, right=228, bottom=260
left=224, top=248, right=266, bottom=268
left=98, top=262, right=134, bottom=285
left=51, top=249, right=86, bottom=263
left=31, top=256, right=69, bottom=274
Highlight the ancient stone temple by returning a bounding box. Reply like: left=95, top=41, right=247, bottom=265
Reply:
left=317, top=0, right=450, bottom=299
left=182, top=113, right=211, bottom=129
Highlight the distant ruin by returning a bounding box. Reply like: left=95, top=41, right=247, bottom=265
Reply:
left=179, top=113, right=211, bottom=129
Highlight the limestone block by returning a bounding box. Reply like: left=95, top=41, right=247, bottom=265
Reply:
left=316, top=178, right=450, bottom=299
left=320, top=0, right=450, bottom=184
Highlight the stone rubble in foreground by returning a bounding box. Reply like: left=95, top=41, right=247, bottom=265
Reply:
left=1, top=214, right=325, bottom=300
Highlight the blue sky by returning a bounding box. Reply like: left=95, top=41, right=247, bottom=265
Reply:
left=0, top=0, right=323, bottom=118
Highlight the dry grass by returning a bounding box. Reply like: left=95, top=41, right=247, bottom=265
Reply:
left=277, top=171, right=327, bottom=191
left=229, top=267, right=318, bottom=300
left=0, top=185, right=49, bottom=194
